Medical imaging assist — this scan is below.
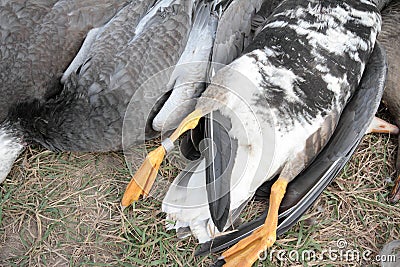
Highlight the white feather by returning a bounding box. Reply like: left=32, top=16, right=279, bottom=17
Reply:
left=162, top=159, right=221, bottom=243
left=0, top=125, right=24, bottom=183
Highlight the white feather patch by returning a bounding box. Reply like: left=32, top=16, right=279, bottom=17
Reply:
left=0, top=125, right=24, bottom=183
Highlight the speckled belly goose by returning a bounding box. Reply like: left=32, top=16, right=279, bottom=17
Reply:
left=123, top=0, right=389, bottom=266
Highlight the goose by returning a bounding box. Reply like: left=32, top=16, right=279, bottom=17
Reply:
left=0, top=0, right=62, bottom=121
left=0, top=0, right=235, bottom=184
left=0, top=0, right=130, bottom=122
left=122, top=0, right=391, bottom=266
left=0, top=0, right=133, bottom=183
left=190, top=0, right=400, bottom=256
left=377, top=0, right=400, bottom=203
left=195, top=39, right=390, bottom=259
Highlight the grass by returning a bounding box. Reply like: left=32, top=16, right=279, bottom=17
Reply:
left=0, top=128, right=399, bottom=266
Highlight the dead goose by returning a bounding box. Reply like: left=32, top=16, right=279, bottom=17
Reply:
left=123, top=0, right=390, bottom=266
left=0, top=0, right=130, bottom=122
left=0, top=0, right=133, bottom=183
left=0, top=0, right=226, bottom=183
left=196, top=38, right=390, bottom=259
left=377, top=0, right=400, bottom=203
left=0, top=0, right=61, bottom=121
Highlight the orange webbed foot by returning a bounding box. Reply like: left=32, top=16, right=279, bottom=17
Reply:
left=221, top=178, right=288, bottom=267
left=121, top=146, right=166, bottom=207
left=121, top=110, right=203, bottom=208
left=222, top=226, right=276, bottom=267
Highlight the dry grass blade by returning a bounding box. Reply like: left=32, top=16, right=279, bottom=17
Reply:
left=0, top=127, right=399, bottom=266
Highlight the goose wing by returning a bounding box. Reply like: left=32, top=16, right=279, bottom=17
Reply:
left=210, top=0, right=282, bottom=72
left=202, top=111, right=238, bottom=232
left=0, top=0, right=129, bottom=123
left=29, top=0, right=130, bottom=97
left=150, top=0, right=219, bottom=132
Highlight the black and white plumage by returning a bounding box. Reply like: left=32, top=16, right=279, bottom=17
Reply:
left=195, top=40, right=388, bottom=256
left=209, top=0, right=283, bottom=72
left=162, top=0, right=384, bottom=246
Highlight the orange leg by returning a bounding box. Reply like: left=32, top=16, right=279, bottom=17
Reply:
left=221, top=178, right=288, bottom=267
left=121, top=109, right=203, bottom=208
left=389, top=174, right=400, bottom=204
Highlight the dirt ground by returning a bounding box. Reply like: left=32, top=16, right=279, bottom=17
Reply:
left=0, top=126, right=399, bottom=266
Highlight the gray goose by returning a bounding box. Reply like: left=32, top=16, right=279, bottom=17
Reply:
left=0, top=0, right=131, bottom=182
left=377, top=0, right=400, bottom=203
left=0, top=0, right=233, bottom=183
left=0, top=0, right=129, bottom=122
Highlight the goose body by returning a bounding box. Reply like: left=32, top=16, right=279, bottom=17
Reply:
left=0, top=0, right=60, bottom=121
left=0, top=0, right=233, bottom=183
left=378, top=0, right=400, bottom=203
left=196, top=39, right=388, bottom=257
left=161, top=0, right=383, bottom=245
left=0, top=0, right=130, bottom=122
left=0, top=0, right=134, bottom=182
